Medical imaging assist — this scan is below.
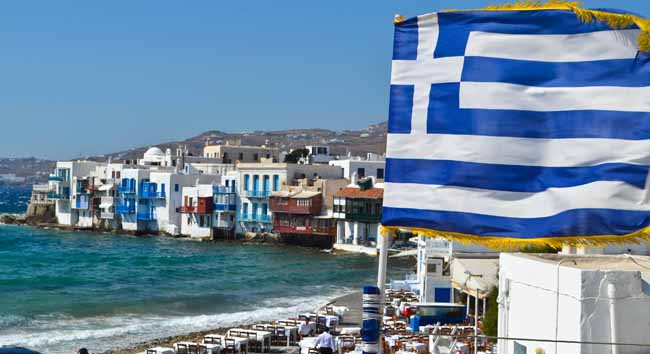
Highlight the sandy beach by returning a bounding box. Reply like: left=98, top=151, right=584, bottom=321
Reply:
left=101, top=291, right=362, bottom=354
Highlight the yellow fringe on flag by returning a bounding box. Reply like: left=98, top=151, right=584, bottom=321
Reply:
left=380, top=225, right=650, bottom=251
left=441, top=0, right=650, bottom=51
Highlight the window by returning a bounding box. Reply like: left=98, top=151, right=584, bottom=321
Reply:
left=253, top=153, right=259, bottom=161
left=427, top=263, right=437, bottom=273
left=244, top=174, right=250, bottom=191
left=297, top=199, right=312, bottom=207
left=377, top=168, right=384, bottom=179
left=357, top=168, right=365, bottom=178
left=239, top=152, right=244, bottom=161
left=175, top=184, right=179, bottom=192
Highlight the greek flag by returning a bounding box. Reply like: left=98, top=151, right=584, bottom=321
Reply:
left=382, top=7, right=650, bottom=247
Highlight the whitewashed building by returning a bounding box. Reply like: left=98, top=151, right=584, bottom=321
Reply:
left=305, top=145, right=334, bottom=164
left=329, top=154, right=385, bottom=180
left=498, top=253, right=650, bottom=354
left=332, top=176, right=384, bottom=255
left=49, top=161, right=102, bottom=227
left=203, top=142, right=279, bottom=163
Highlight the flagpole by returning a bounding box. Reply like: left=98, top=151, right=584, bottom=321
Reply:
left=376, top=230, right=389, bottom=354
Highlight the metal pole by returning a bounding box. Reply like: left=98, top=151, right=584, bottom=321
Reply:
left=475, top=289, right=479, bottom=354
left=608, top=283, right=619, bottom=354
left=377, top=231, right=390, bottom=354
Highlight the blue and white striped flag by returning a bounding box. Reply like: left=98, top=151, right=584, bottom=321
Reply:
left=382, top=5, right=650, bottom=248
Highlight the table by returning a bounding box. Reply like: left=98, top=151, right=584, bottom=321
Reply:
left=141, top=347, right=175, bottom=354
left=228, top=328, right=272, bottom=353
left=338, top=327, right=360, bottom=335
left=298, top=338, right=317, bottom=354
left=175, top=342, right=218, bottom=354
left=204, top=334, right=249, bottom=354
left=258, top=323, right=298, bottom=346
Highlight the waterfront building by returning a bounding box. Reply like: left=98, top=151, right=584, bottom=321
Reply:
left=49, top=161, right=102, bottom=226
left=332, top=176, right=384, bottom=255
left=203, top=141, right=279, bottom=163
left=235, top=162, right=343, bottom=235
left=180, top=184, right=216, bottom=238
left=180, top=176, right=237, bottom=239
left=498, top=253, right=650, bottom=354
left=328, top=154, right=385, bottom=180
left=269, top=178, right=348, bottom=248
left=213, top=174, right=238, bottom=239
left=30, top=184, right=52, bottom=205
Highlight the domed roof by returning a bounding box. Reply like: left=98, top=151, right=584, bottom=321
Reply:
left=143, top=147, right=164, bottom=159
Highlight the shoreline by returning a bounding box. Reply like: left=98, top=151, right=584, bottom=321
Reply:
left=100, top=291, right=362, bottom=354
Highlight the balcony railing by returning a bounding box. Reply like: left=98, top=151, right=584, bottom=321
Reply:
left=214, top=186, right=236, bottom=194
left=179, top=206, right=195, bottom=213
left=214, top=203, right=237, bottom=212
left=118, top=186, right=136, bottom=194
left=48, top=175, right=65, bottom=182
left=100, top=212, right=114, bottom=220
left=243, top=190, right=271, bottom=198
left=32, top=184, right=50, bottom=192
left=140, top=190, right=165, bottom=199
left=238, top=214, right=272, bottom=223
left=274, top=224, right=336, bottom=236
left=47, top=192, right=69, bottom=199
left=137, top=212, right=156, bottom=221
left=115, top=204, right=136, bottom=214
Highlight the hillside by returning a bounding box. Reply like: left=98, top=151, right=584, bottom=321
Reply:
left=2, top=122, right=388, bottom=184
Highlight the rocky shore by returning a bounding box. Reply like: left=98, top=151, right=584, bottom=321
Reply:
left=100, top=291, right=362, bottom=354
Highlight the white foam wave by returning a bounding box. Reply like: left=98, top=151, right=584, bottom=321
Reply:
left=0, top=288, right=355, bottom=354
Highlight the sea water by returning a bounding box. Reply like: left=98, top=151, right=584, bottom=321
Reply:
left=0, top=185, right=31, bottom=214
left=0, top=225, right=409, bottom=353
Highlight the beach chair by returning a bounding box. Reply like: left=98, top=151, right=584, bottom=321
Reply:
left=204, top=336, right=223, bottom=346
left=247, top=332, right=261, bottom=353
left=176, top=344, right=189, bottom=354
left=224, top=338, right=237, bottom=354
left=274, top=326, right=287, bottom=346
left=254, top=324, right=266, bottom=331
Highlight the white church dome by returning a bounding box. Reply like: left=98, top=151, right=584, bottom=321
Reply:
left=142, top=147, right=165, bottom=163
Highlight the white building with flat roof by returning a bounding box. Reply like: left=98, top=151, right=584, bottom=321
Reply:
left=203, top=143, right=279, bottom=163
left=329, top=155, right=385, bottom=180
left=498, top=253, right=650, bottom=354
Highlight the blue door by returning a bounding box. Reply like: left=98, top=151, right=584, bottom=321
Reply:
left=263, top=175, right=270, bottom=193
left=253, top=175, right=259, bottom=193
left=273, top=175, right=279, bottom=191
left=262, top=203, right=268, bottom=219
left=244, top=175, right=250, bottom=191
left=434, top=287, right=451, bottom=303
left=252, top=203, right=258, bottom=220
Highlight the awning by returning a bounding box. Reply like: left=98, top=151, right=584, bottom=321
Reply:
left=99, top=184, right=114, bottom=191
left=450, top=256, right=499, bottom=299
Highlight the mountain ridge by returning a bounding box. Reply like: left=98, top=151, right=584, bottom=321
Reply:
left=2, top=121, right=388, bottom=183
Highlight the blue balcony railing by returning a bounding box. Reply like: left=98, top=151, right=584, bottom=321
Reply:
left=214, top=185, right=236, bottom=194
left=47, top=192, right=69, bottom=199
left=140, top=190, right=165, bottom=199
left=214, top=204, right=237, bottom=212
left=118, top=185, right=136, bottom=194
left=115, top=203, right=136, bottom=214
left=244, top=190, right=271, bottom=198
left=137, top=211, right=156, bottom=221
left=238, top=214, right=272, bottom=223
left=74, top=200, right=89, bottom=210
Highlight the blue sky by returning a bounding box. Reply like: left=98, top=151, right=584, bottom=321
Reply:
left=1, top=1, right=648, bottom=159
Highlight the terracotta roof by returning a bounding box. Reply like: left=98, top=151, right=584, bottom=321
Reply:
left=334, top=187, right=383, bottom=199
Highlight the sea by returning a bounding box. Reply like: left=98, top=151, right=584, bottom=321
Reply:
left=0, top=184, right=31, bottom=214
left=0, top=185, right=411, bottom=353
